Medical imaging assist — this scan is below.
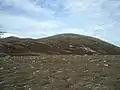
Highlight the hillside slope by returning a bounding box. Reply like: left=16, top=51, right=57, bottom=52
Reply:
left=0, top=33, right=120, bottom=56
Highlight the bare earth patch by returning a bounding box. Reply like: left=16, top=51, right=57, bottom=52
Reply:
left=0, top=55, right=120, bottom=90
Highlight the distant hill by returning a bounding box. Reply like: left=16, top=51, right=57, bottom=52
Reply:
left=0, top=33, right=120, bottom=56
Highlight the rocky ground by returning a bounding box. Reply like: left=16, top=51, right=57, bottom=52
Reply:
left=1, top=55, right=120, bottom=90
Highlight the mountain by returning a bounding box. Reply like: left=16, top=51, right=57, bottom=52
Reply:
left=0, top=33, right=120, bottom=56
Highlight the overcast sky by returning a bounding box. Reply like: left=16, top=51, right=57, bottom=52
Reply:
left=0, top=0, right=120, bottom=46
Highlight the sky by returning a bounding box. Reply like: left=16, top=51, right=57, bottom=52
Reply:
left=0, top=0, right=120, bottom=46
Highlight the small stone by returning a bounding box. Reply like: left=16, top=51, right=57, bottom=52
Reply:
left=104, top=60, right=107, bottom=63
left=36, top=70, right=40, bottom=73
left=67, top=78, right=71, bottom=82
left=0, top=67, right=4, bottom=70
left=78, top=65, right=81, bottom=67
left=72, top=71, right=75, bottom=72
left=31, top=66, right=34, bottom=69
left=28, top=88, right=32, bottom=90
left=0, top=80, right=4, bottom=84
left=96, top=64, right=100, bottom=66
left=84, top=70, right=89, bottom=72
left=62, top=58, right=66, bottom=61
left=33, top=72, right=36, bottom=75
left=57, top=71, right=63, bottom=73
left=104, top=64, right=109, bottom=67
left=24, top=85, right=30, bottom=88
left=32, top=60, right=36, bottom=63
left=69, top=45, right=74, bottom=48
left=90, top=60, right=96, bottom=62
left=13, top=67, right=17, bottom=69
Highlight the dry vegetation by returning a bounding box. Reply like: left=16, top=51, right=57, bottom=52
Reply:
left=1, top=34, right=120, bottom=56
left=1, top=54, right=120, bottom=90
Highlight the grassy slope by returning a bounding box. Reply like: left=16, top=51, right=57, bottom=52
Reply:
left=0, top=33, right=120, bottom=55
left=37, top=33, right=120, bottom=54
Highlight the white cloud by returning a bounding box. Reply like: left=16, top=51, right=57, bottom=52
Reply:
left=68, top=0, right=102, bottom=13
left=0, top=0, right=120, bottom=46
left=0, top=0, right=54, bottom=19
left=0, top=12, right=63, bottom=37
left=1, top=33, right=25, bottom=38
left=0, top=0, right=70, bottom=17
